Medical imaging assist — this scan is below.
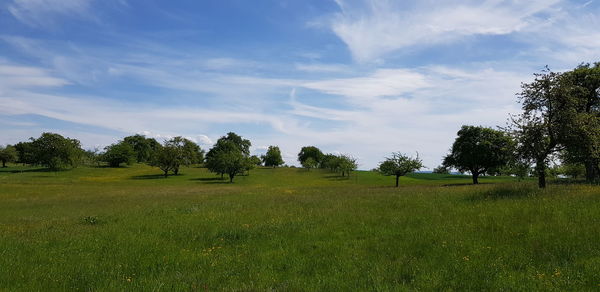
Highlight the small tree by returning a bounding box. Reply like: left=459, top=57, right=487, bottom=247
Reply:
left=150, top=144, right=178, bottom=177
left=302, top=157, right=317, bottom=171
left=262, top=146, right=284, bottom=168
left=379, top=153, right=424, bottom=187
left=122, top=134, right=161, bottom=163
left=298, top=146, right=324, bottom=167
left=0, top=145, right=18, bottom=167
left=101, top=142, right=136, bottom=167
left=14, top=141, right=35, bottom=165
left=432, top=165, right=450, bottom=174
left=443, top=126, right=513, bottom=184
left=337, top=154, right=358, bottom=177
left=205, top=133, right=251, bottom=182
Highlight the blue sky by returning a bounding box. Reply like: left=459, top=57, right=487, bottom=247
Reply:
left=1, top=0, right=599, bottom=169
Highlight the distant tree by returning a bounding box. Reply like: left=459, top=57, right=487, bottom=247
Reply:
left=30, top=132, right=84, bottom=170
left=379, top=153, right=423, bottom=187
left=302, top=157, right=318, bottom=171
left=123, top=134, right=161, bottom=163
left=249, top=155, right=262, bottom=166
left=14, top=141, right=35, bottom=165
left=262, top=146, right=284, bottom=167
left=150, top=144, right=177, bottom=177
left=321, top=153, right=340, bottom=172
left=561, top=162, right=585, bottom=179
left=298, top=146, right=324, bottom=167
left=337, top=154, right=358, bottom=177
left=0, top=145, right=18, bottom=167
left=432, top=165, right=450, bottom=174
left=443, top=126, right=513, bottom=184
left=166, top=137, right=204, bottom=175
left=101, top=142, right=136, bottom=167
left=205, top=132, right=251, bottom=182
left=83, top=148, right=102, bottom=167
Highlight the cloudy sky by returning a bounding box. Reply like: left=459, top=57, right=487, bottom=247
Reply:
left=1, top=0, right=599, bottom=169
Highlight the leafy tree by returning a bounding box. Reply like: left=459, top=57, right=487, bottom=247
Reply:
left=150, top=144, right=177, bottom=177
left=205, top=132, right=251, bottom=182
left=432, top=165, right=450, bottom=174
left=561, top=162, right=585, bottom=179
left=30, top=132, right=84, bottom=170
left=337, top=154, right=358, bottom=177
left=301, top=157, right=318, bottom=171
left=298, top=146, right=324, bottom=167
left=14, top=141, right=35, bottom=165
left=0, top=145, right=18, bottom=167
left=509, top=68, right=562, bottom=188
left=123, top=134, right=161, bottom=163
left=379, top=152, right=424, bottom=187
left=262, top=146, right=284, bottom=167
left=553, top=63, right=600, bottom=182
left=321, top=154, right=340, bottom=172
left=102, top=142, right=136, bottom=167
left=166, top=137, right=204, bottom=175
left=443, top=126, right=513, bottom=184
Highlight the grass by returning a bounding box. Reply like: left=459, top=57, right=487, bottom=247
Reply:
left=1, top=164, right=599, bottom=291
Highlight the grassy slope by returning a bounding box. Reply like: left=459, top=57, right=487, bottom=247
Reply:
left=0, top=164, right=599, bottom=291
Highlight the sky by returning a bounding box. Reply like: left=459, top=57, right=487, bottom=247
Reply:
left=1, top=0, right=599, bottom=169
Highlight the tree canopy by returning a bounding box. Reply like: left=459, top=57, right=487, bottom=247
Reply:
left=205, top=132, right=251, bottom=182
left=378, top=152, right=423, bottom=187
left=262, top=146, right=284, bottom=168
left=122, top=134, right=161, bottom=163
left=443, top=126, right=513, bottom=184
left=0, top=145, right=18, bottom=168
left=29, top=132, right=84, bottom=170
left=102, top=142, right=136, bottom=167
left=298, top=146, right=324, bottom=167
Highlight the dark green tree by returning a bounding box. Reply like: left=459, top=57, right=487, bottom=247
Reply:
left=443, top=126, right=513, bottom=184
left=102, top=142, right=136, bottom=167
left=262, top=146, right=284, bottom=167
left=337, top=154, right=358, bottom=177
left=150, top=144, right=177, bottom=177
left=30, top=132, right=84, bottom=170
left=298, top=146, right=324, bottom=167
left=379, top=152, right=424, bottom=187
left=14, top=141, right=35, bottom=165
left=0, top=145, right=18, bottom=167
left=123, top=134, right=161, bottom=163
left=205, top=132, right=251, bottom=182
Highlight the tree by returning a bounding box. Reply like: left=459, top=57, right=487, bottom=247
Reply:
left=29, top=132, right=84, bottom=170
left=337, top=154, right=358, bottom=177
left=262, top=146, right=284, bottom=167
left=205, top=132, right=251, bottom=182
left=378, top=152, right=424, bottom=187
left=298, top=146, right=324, bottom=167
left=123, top=134, right=161, bottom=163
left=101, top=142, right=136, bottom=167
left=443, top=126, right=513, bottom=184
left=509, top=68, right=563, bottom=188
left=0, top=145, right=18, bottom=167
left=14, top=142, right=35, bottom=165
left=150, top=144, right=177, bottom=177
left=321, top=154, right=340, bottom=172
left=301, top=157, right=317, bottom=171
left=165, top=137, right=204, bottom=175
left=432, top=165, right=450, bottom=174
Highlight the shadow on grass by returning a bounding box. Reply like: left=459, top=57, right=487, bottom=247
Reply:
left=442, top=182, right=493, bottom=187
left=467, top=184, right=538, bottom=201
left=0, top=167, right=55, bottom=173
left=131, top=174, right=170, bottom=180
left=190, top=177, right=231, bottom=184
left=324, top=175, right=350, bottom=181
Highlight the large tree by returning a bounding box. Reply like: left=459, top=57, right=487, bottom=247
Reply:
left=123, top=134, right=161, bottom=163
left=102, top=142, right=136, bottom=167
left=14, top=141, right=35, bottom=165
left=262, top=145, right=284, bottom=168
left=149, top=137, right=203, bottom=177
left=30, top=132, right=84, bottom=170
left=443, top=126, right=513, bottom=184
left=379, top=152, right=423, bottom=187
left=205, top=132, right=251, bottom=182
left=0, top=145, right=18, bottom=168
left=298, top=146, right=324, bottom=167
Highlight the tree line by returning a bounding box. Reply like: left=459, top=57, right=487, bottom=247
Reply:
left=1, top=63, right=598, bottom=188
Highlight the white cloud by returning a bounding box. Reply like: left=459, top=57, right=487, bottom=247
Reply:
left=7, top=0, right=94, bottom=27
left=330, top=0, right=561, bottom=62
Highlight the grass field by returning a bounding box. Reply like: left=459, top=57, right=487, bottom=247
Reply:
left=1, top=164, right=599, bottom=291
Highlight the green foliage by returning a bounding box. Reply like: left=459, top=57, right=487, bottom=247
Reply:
left=249, top=155, right=262, bottom=166
left=262, top=146, right=284, bottom=167
left=379, top=152, right=424, bottom=187
left=150, top=144, right=178, bottom=177
left=122, top=134, right=161, bottom=163
left=321, top=154, right=358, bottom=177
left=301, top=157, right=318, bottom=170
left=298, top=146, right=324, bottom=167
left=444, top=126, right=513, bottom=184
left=102, top=142, right=136, bottom=167
left=14, top=141, right=36, bottom=165
left=432, top=165, right=450, bottom=174
left=205, top=132, right=251, bottom=182
left=29, top=132, right=84, bottom=170
left=150, top=137, right=203, bottom=176
left=0, top=145, right=18, bottom=167
left=561, top=162, right=585, bottom=179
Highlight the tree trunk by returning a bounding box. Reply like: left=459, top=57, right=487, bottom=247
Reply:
left=536, top=158, right=546, bottom=188
left=163, top=169, right=169, bottom=178
left=174, top=167, right=179, bottom=175
left=2, top=160, right=5, bottom=168
left=584, top=159, right=599, bottom=183
left=472, top=172, right=479, bottom=184
left=395, top=175, right=400, bottom=187
left=229, top=173, right=234, bottom=183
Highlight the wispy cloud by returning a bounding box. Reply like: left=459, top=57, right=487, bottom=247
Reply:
left=7, top=0, right=94, bottom=27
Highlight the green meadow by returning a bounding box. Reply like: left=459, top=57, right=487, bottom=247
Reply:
left=1, top=164, right=599, bottom=291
